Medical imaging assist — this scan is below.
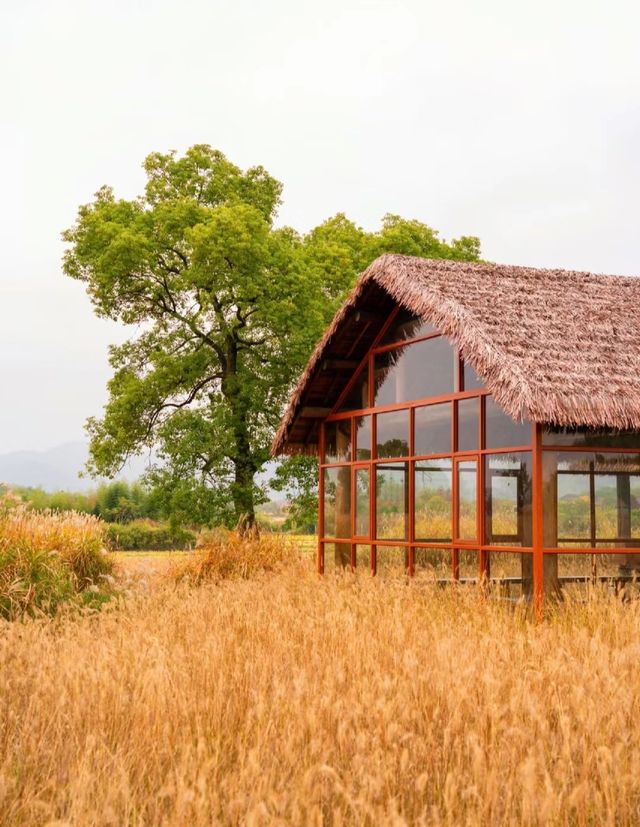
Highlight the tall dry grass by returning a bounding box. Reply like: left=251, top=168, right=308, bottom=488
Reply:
left=174, top=530, right=296, bottom=583
left=0, top=506, right=114, bottom=619
left=3, top=554, right=640, bottom=825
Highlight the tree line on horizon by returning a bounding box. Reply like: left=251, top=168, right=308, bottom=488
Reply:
left=6, top=480, right=160, bottom=524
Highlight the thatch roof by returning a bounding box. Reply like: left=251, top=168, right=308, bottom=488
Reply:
left=273, top=254, right=640, bottom=455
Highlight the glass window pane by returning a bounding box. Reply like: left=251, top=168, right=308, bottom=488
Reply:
left=542, top=425, right=640, bottom=448
left=355, top=415, right=372, bottom=460
left=355, top=468, right=370, bottom=537
left=485, top=396, right=531, bottom=449
left=415, top=459, right=452, bottom=542
left=484, top=453, right=532, bottom=546
left=456, top=460, right=477, bottom=540
left=414, top=547, right=452, bottom=580
left=375, top=545, right=409, bottom=573
left=323, top=467, right=351, bottom=539
left=323, top=542, right=351, bottom=572
left=462, top=360, right=483, bottom=391
left=458, top=549, right=479, bottom=580
left=543, top=553, right=640, bottom=600
left=380, top=307, right=438, bottom=345
left=376, top=410, right=409, bottom=458
left=456, top=398, right=479, bottom=451
left=337, top=362, right=369, bottom=412
left=594, top=475, right=619, bottom=542
left=323, top=420, right=351, bottom=463
left=487, top=552, right=533, bottom=600
left=542, top=452, right=640, bottom=549
left=632, top=477, right=640, bottom=538
left=414, top=402, right=451, bottom=456
left=375, top=462, right=408, bottom=540
left=374, top=337, right=455, bottom=406
left=557, top=471, right=591, bottom=542
left=356, top=544, right=372, bottom=572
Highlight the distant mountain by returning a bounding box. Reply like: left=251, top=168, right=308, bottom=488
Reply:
left=0, top=442, right=153, bottom=492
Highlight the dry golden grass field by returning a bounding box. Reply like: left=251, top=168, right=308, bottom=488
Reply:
left=3, top=529, right=640, bottom=824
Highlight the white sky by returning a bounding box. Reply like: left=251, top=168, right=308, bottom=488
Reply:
left=1, top=0, right=639, bottom=454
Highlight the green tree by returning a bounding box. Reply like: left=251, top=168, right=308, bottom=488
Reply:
left=63, top=146, right=322, bottom=531
left=64, top=145, right=480, bottom=531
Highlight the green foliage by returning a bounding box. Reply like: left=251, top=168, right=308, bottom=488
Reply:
left=94, top=480, right=158, bottom=523
left=298, top=212, right=481, bottom=306
left=105, top=520, right=196, bottom=551
left=63, top=144, right=481, bottom=530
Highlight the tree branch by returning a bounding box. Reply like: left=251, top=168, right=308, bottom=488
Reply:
left=142, top=374, right=223, bottom=443
left=169, top=246, right=189, bottom=268
left=157, top=298, right=227, bottom=368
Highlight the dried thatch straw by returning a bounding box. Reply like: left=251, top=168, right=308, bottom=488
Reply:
left=273, top=254, right=640, bottom=455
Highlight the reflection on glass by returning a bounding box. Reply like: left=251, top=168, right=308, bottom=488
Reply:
left=376, top=410, right=409, bottom=458
left=323, top=420, right=351, bottom=463
left=415, top=459, right=452, bottom=541
left=414, top=402, right=451, bottom=456
left=462, top=360, right=483, bottom=391
left=484, top=453, right=532, bottom=546
left=457, top=398, right=479, bottom=451
left=380, top=307, right=438, bottom=345
left=376, top=462, right=408, bottom=540
left=337, top=362, right=369, bottom=412
left=355, top=468, right=370, bottom=536
left=456, top=460, right=477, bottom=540
left=542, top=425, right=640, bottom=448
left=557, top=471, right=590, bottom=540
left=323, top=466, right=351, bottom=538
left=485, top=396, right=531, bottom=448
left=595, top=475, right=621, bottom=541
left=542, top=452, right=640, bottom=549
left=355, top=415, right=372, bottom=460
left=374, top=337, right=455, bottom=406
left=323, top=543, right=351, bottom=571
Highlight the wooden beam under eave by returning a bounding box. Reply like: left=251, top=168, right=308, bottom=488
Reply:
left=352, top=308, right=381, bottom=323
left=322, top=359, right=359, bottom=371
left=299, top=406, right=332, bottom=418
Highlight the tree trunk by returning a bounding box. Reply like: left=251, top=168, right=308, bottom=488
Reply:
left=222, top=338, right=258, bottom=537
left=234, top=456, right=258, bottom=537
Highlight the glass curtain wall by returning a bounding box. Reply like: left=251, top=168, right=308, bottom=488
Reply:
left=541, top=429, right=640, bottom=596
left=319, top=308, right=534, bottom=592
left=318, top=309, right=640, bottom=596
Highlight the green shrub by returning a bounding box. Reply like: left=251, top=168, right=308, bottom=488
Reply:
left=106, top=520, right=196, bottom=551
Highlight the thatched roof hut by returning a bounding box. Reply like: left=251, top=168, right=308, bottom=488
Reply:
left=273, top=254, right=640, bottom=456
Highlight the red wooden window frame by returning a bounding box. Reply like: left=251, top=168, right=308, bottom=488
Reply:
left=317, top=313, right=640, bottom=610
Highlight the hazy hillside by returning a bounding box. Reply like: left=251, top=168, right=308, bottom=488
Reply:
left=0, top=442, right=152, bottom=491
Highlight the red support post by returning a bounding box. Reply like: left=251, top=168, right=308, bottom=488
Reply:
left=318, top=424, right=325, bottom=575
left=532, top=422, right=544, bottom=618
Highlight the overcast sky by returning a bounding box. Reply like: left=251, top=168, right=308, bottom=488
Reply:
left=1, top=0, right=639, bottom=454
